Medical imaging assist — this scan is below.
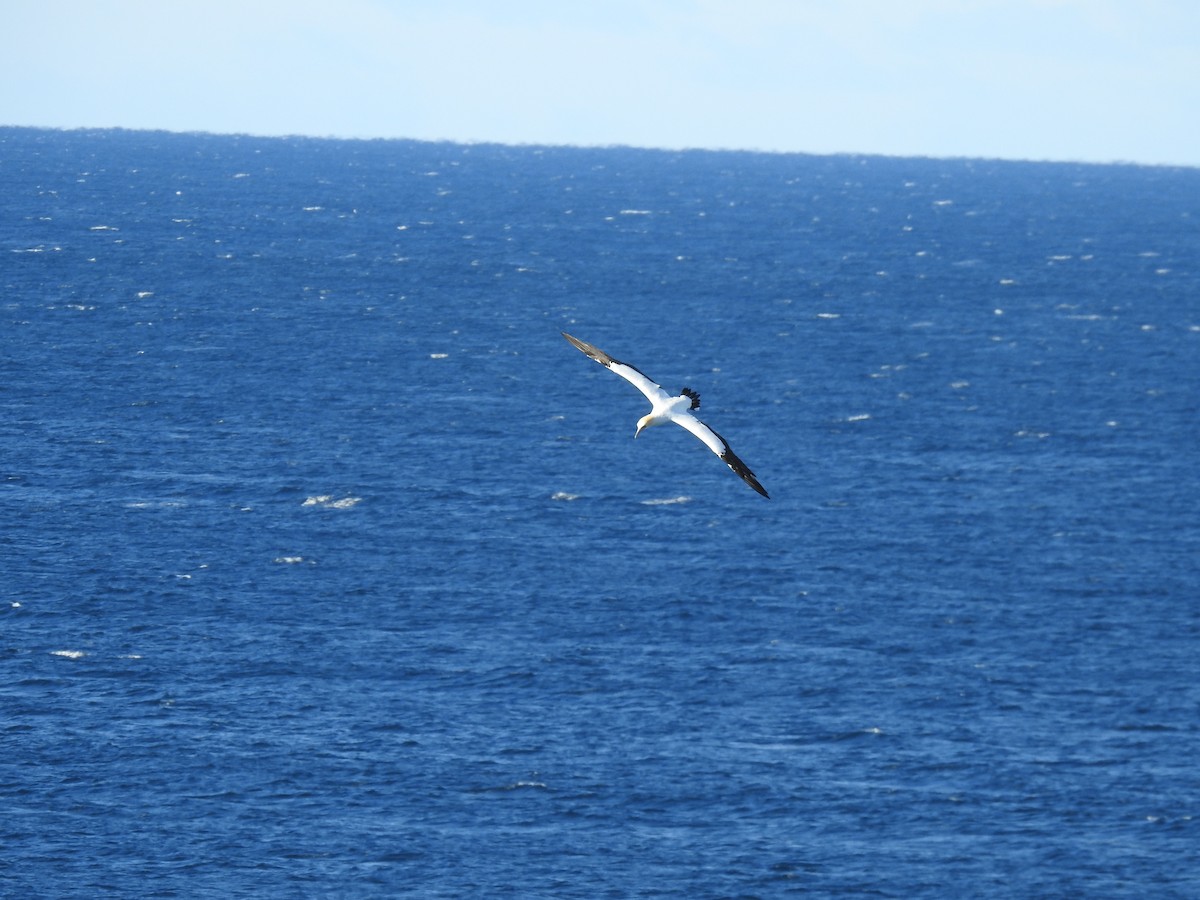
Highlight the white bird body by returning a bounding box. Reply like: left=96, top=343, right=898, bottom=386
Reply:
left=562, top=332, right=769, bottom=498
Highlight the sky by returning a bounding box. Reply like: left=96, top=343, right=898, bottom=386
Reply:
left=3, top=0, right=1197, bottom=166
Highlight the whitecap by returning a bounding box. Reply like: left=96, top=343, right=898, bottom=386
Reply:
left=551, top=491, right=580, bottom=501
left=274, top=556, right=306, bottom=564
left=302, top=495, right=362, bottom=509
left=51, top=649, right=86, bottom=659
left=640, top=496, right=692, bottom=506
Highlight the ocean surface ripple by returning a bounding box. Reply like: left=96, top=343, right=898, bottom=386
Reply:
left=2, top=127, right=1198, bottom=897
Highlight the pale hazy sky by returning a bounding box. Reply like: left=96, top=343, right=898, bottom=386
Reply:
left=4, top=0, right=1197, bottom=165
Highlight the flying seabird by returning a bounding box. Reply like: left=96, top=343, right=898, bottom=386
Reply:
left=561, top=332, right=769, bottom=498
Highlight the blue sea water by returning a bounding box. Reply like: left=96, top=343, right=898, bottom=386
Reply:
left=2, top=126, right=1198, bottom=897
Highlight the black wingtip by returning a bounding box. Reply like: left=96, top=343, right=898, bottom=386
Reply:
left=562, top=332, right=613, bottom=367
left=705, top=453, right=770, bottom=498
left=743, top=473, right=770, bottom=499
left=711, top=430, right=769, bottom=498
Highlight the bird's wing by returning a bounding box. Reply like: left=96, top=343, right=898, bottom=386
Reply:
left=672, top=412, right=770, bottom=498
left=561, top=332, right=670, bottom=405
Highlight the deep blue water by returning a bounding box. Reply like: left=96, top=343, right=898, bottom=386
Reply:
left=2, top=126, right=1198, bottom=897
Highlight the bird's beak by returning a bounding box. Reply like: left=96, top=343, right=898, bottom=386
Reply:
left=634, top=425, right=642, bottom=439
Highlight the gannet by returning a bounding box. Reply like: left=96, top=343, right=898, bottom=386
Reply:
left=561, top=332, right=769, bottom=498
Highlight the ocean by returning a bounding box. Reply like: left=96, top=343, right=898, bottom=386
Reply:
left=2, top=126, right=1197, bottom=897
